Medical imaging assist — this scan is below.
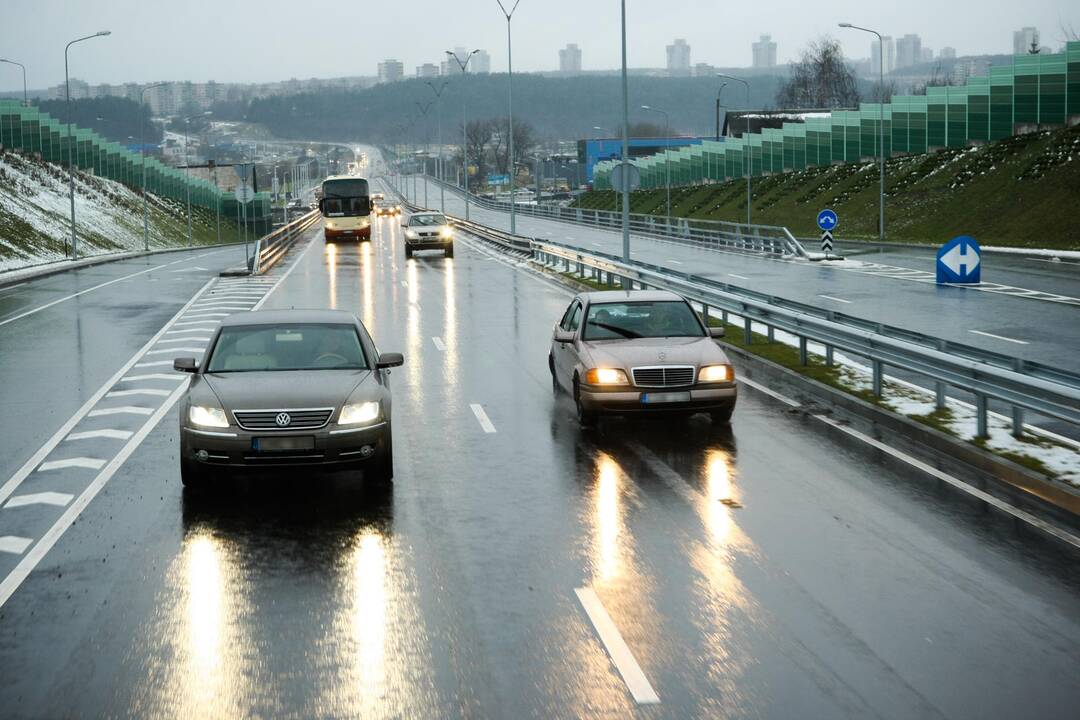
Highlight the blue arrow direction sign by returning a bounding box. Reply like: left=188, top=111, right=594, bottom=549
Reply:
left=817, top=208, right=838, bottom=231
left=936, top=235, right=981, bottom=284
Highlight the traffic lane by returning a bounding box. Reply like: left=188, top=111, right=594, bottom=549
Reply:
left=275, top=222, right=1080, bottom=716
left=406, top=177, right=1079, bottom=370
left=0, top=244, right=253, bottom=484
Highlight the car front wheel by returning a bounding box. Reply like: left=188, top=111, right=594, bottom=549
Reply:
left=444, top=243, right=454, bottom=258
left=366, top=431, right=394, bottom=486
left=573, top=377, right=598, bottom=428
left=180, top=458, right=208, bottom=489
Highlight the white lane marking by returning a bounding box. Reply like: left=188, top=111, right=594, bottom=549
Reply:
left=0, top=537, right=33, bottom=555
left=574, top=587, right=661, bottom=705
left=1025, top=257, right=1080, bottom=266
left=172, top=319, right=221, bottom=327
left=0, top=282, right=28, bottom=293
left=154, top=337, right=210, bottom=345
left=189, top=304, right=250, bottom=311
left=105, top=389, right=171, bottom=399
left=737, top=376, right=801, bottom=408
left=666, top=259, right=683, bottom=265
left=88, top=406, right=155, bottom=418
left=251, top=231, right=321, bottom=310
left=65, top=429, right=133, bottom=441
left=5, top=492, right=74, bottom=509
left=0, top=379, right=190, bottom=609
left=165, top=328, right=216, bottom=335
left=145, top=347, right=204, bottom=355
left=132, top=361, right=178, bottom=368
left=37, top=457, right=107, bottom=472
left=0, top=258, right=188, bottom=328
left=969, top=329, right=1029, bottom=345
left=813, top=414, right=1080, bottom=550
left=470, top=404, right=497, bottom=433
left=728, top=273, right=749, bottom=280
left=817, top=294, right=852, bottom=304
left=432, top=336, right=446, bottom=351
left=182, top=312, right=231, bottom=319
left=400, top=280, right=408, bottom=288
left=169, top=266, right=208, bottom=273
left=121, top=373, right=185, bottom=382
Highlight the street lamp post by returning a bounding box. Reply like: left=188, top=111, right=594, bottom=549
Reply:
left=495, top=0, right=523, bottom=234
left=425, top=80, right=449, bottom=213
left=65, top=30, right=111, bottom=261
left=0, top=58, right=28, bottom=106
left=415, top=101, right=433, bottom=208
left=640, top=105, right=671, bottom=219
left=840, top=22, right=886, bottom=241
left=619, top=0, right=630, bottom=262
left=446, top=49, right=480, bottom=220
left=715, top=81, right=727, bottom=140
left=138, top=82, right=166, bottom=252
left=717, top=73, right=751, bottom=225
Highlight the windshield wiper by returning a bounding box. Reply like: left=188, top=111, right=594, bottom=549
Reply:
left=589, top=322, right=642, bottom=339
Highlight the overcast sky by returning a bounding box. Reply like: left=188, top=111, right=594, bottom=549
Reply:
left=2, top=0, right=1077, bottom=90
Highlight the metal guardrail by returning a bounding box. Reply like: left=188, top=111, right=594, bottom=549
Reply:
left=379, top=179, right=1080, bottom=439
left=252, top=209, right=321, bottom=274
left=404, top=174, right=810, bottom=260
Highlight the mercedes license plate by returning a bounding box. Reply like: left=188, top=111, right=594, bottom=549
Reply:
left=641, top=391, right=691, bottom=404
left=253, top=436, right=315, bottom=452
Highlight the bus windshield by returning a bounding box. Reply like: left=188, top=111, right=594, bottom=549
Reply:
left=320, top=178, right=370, bottom=217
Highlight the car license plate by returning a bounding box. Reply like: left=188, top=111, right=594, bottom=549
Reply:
left=642, top=391, right=691, bottom=404
left=253, top=436, right=315, bottom=452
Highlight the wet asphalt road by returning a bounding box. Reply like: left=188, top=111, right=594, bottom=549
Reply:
left=400, top=176, right=1080, bottom=372
left=0, top=217, right=1078, bottom=719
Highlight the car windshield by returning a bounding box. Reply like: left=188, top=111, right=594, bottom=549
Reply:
left=205, top=323, right=368, bottom=372
left=410, top=214, right=446, bottom=226
left=582, top=301, right=705, bottom=340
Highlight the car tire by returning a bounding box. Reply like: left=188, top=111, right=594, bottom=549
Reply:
left=180, top=458, right=208, bottom=489
left=444, top=244, right=454, bottom=258
left=405, top=246, right=413, bottom=259
left=573, top=377, right=598, bottom=428
left=710, top=405, right=735, bottom=424
left=366, top=432, right=394, bottom=486
left=549, top=355, right=561, bottom=396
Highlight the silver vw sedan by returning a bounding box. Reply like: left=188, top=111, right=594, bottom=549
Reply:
left=549, top=290, right=736, bottom=426
left=174, top=309, right=403, bottom=489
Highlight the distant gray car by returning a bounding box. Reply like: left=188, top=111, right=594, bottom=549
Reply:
left=174, top=309, right=403, bottom=488
left=549, top=290, right=736, bottom=426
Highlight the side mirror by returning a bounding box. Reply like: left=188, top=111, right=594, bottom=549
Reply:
left=554, top=329, right=576, bottom=343
left=317, top=198, right=324, bottom=212
left=173, top=357, right=198, bottom=373
left=376, top=352, right=404, bottom=369
left=708, top=326, right=726, bottom=339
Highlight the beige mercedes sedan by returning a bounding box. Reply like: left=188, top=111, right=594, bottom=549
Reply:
left=549, top=290, right=736, bottom=426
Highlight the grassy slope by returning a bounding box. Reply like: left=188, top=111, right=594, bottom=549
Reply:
left=575, top=124, right=1080, bottom=250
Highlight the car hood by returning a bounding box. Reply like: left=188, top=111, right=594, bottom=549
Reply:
left=202, top=370, right=371, bottom=410
left=581, top=336, right=728, bottom=370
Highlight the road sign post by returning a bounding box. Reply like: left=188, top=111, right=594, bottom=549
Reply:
left=820, top=229, right=834, bottom=256
left=936, top=235, right=981, bottom=284
left=814, top=208, right=843, bottom=260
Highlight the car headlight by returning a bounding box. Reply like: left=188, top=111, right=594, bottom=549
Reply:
left=189, top=405, right=229, bottom=428
left=339, top=400, right=381, bottom=425
left=326, top=221, right=335, bottom=229
left=698, top=364, right=734, bottom=383
left=405, top=230, right=418, bottom=240
left=440, top=227, right=453, bottom=239
left=585, top=367, right=628, bottom=385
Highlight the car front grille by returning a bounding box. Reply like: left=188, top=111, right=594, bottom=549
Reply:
left=631, top=366, right=695, bottom=388
left=233, top=408, right=334, bottom=431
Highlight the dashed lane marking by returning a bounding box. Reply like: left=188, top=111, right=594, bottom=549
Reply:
left=154, top=337, right=210, bottom=345
left=165, top=328, right=217, bottom=335
left=145, top=347, right=205, bottom=355
left=121, top=373, right=186, bottom=382
left=728, top=273, right=749, bottom=280
left=88, top=406, right=154, bottom=417
left=105, top=389, right=172, bottom=399
left=470, top=403, right=497, bottom=433
left=65, top=429, right=133, bottom=441
left=432, top=336, right=446, bottom=351
left=172, top=319, right=222, bottom=327
left=5, top=492, right=74, bottom=509
left=574, top=588, right=661, bottom=705
left=817, top=294, right=852, bottom=304
left=969, top=329, right=1029, bottom=345
left=36, top=458, right=107, bottom=472
left=132, top=361, right=180, bottom=369
left=0, top=537, right=33, bottom=555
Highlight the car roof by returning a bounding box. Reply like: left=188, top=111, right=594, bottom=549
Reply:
left=219, top=309, right=359, bottom=327
left=580, top=290, right=685, bottom=303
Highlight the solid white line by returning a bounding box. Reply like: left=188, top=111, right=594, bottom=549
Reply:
left=574, top=587, right=660, bottom=705
left=105, top=389, right=171, bottom=399
left=88, top=406, right=155, bottom=417
left=65, top=429, right=134, bottom=441
left=0, top=259, right=184, bottom=328
left=432, top=336, right=446, bottom=351
left=121, top=373, right=185, bottom=382
left=145, top=347, right=203, bottom=355
left=0, top=282, right=28, bottom=293
left=813, top=414, right=1080, bottom=550
left=817, top=294, right=852, bottom=304
left=37, top=457, right=107, bottom=472
left=728, top=273, right=749, bottom=280
left=666, top=259, right=683, bottom=265
left=969, top=329, right=1029, bottom=345
left=0, top=537, right=33, bottom=555
left=154, top=337, right=210, bottom=345
left=0, top=279, right=212, bottom=508
left=737, top=376, right=801, bottom=408
left=0, top=379, right=190, bottom=609
left=470, top=403, right=497, bottom=433
left=5, top=491, right=74, bottom=509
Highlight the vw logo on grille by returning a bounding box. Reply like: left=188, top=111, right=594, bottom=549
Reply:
left=275, top=412, right=292, bottom=427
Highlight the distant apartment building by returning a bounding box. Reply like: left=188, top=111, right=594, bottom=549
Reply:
left=48, top=78, right=90, bottom=100
left=473, top=50, right=491, bottom=73
left=920, top=47, right=934, bottom=64
left=694, top=62, right=717, bottom=77
left=751, top=35, right=777, bottom=68
left=666, top=39, right=691, bottom=76
left=377, top=59, right=404, bottom=83
left=896, top=34, right=922, bottom=69
left=416, top=63, right=440, bottom=79
left=559, top=44, right=582, bottom=74
left=871, top=36, right=896, bottom=74
left=939, top=46, right=957, bottom=60
left=1013, top=27, right=1038, bottom=54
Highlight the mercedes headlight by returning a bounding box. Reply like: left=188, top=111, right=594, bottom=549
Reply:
left=405, top=230, right=419, bottom=240
left=189, top=405, right=229, bottom=428
left=585, top=368, right=628, bottom=385
left=339, top=400, right=381, bottom=426
left=697, top=364, right=734, bottom=383
left=440, top=227, right=453, bottom=238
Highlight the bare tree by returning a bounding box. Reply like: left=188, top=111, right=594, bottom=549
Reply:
left=1060, top=20, right=1079, bottom=42
left=623, top=122, right=666, bottom=138
left=492, top=117, right=536, bottom=175
left=776, top=38, right=861, bottom=109
left=463, top=119, right=493, bottom=181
